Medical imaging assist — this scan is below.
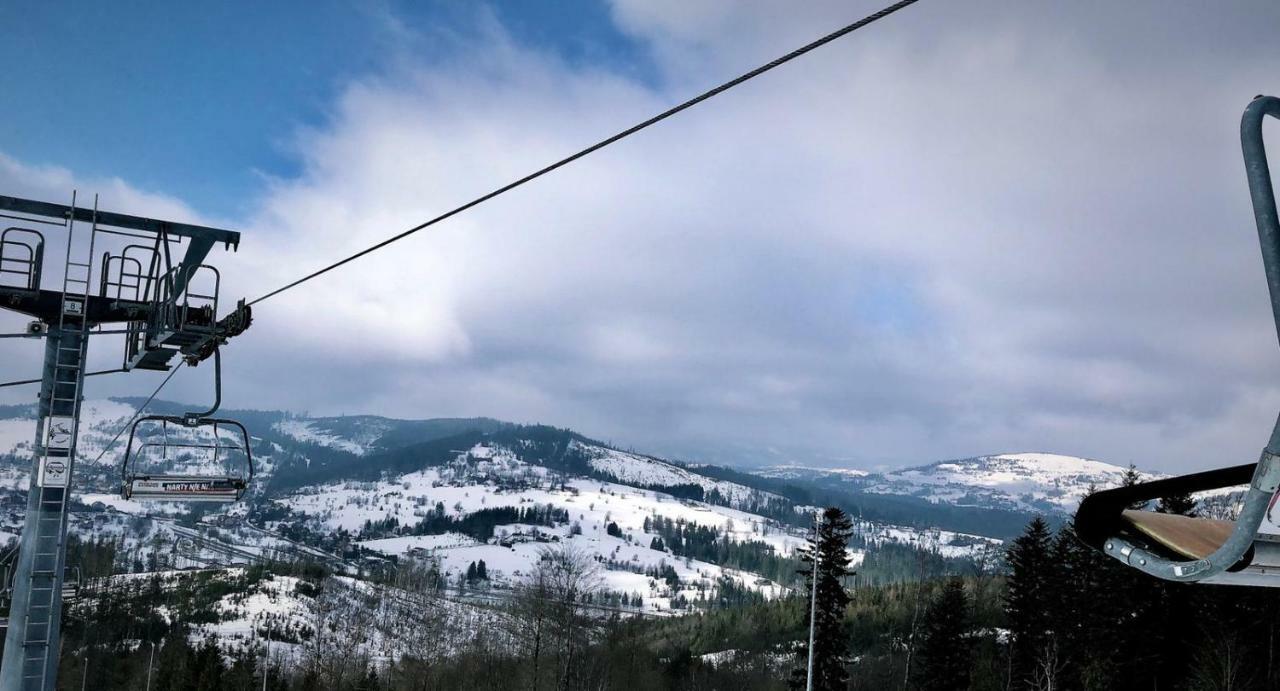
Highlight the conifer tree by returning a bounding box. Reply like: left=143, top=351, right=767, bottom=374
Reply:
left=1005, top=517, right=1053, bottom=689
left=1051, top=522, right=1118, bottom=688
left=914, top=578, right=972, bottom=691
left=1121, top=464, right=1149, bottom=509
left=790, top=507, right=854, bottom=691
left=1155, top=491, right=1197, bottom=516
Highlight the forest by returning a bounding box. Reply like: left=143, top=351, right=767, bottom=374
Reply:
left=26, top=496, right=1280, bottom=690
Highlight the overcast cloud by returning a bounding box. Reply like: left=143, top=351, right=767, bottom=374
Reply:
left=3, top=1, right=1280, bottom=472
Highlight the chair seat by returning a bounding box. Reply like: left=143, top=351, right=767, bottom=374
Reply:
left=1121, top=510, right=1236, bottom=560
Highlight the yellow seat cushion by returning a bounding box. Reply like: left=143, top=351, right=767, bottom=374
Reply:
left=1120, top=510, right=1236, bottom=560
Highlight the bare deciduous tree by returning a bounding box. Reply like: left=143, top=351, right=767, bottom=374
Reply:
left=510, top=544, right=603, bottom=691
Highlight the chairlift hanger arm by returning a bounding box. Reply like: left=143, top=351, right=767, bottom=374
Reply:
left=1074, top=96, right=1280, bottom=585
left=1244, top=95, right=1280, bottom=350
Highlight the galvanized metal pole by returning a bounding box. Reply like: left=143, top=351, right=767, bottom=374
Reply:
left=806, top=510, right=822, bottom=691
left=262, top=629, right=270, bottom=691
left=144, top=641, right=154, bottom=691
left=0, top=328, right=85, bottom=690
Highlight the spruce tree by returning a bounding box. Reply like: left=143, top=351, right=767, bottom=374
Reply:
left=1005, top=517, right=1053, bottom=688
left=1121, top=464, right=1149, bottom=509
left=915, top=578, right=972, bottom=691
left=790, top=507, right=854, bottom=691
left=1155, top=491, right=1197, bottom=516
left=1051, top=523, right=1118, bottom=688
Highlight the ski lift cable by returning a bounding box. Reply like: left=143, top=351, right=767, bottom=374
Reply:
left=0, top=368, right=126, bottom=389
left=245, top=0, right=923, bottom=307
left=0, top=328, right=136, bottom=339
left=90, top=364, right=184, bottom=465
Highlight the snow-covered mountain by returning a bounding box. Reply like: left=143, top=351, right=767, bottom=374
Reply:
left=758, top=452, right=1152, bottom=514
left=0, top=400, right=1004, bottom=618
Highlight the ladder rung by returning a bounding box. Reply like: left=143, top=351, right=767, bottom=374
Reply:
left=67, top=261, right=91, bottom=268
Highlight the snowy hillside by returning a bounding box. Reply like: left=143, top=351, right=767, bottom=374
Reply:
left=574, top=441, right=777, bottom=507
left=0, top=399, right=1011, bottom=620
left=868, top=453, right=1154, bottom=512
left=760, top=453, right=1155, bottom=514
left=278, top=443, right=798, bottom=610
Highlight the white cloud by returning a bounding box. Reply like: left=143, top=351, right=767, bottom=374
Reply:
left=5, top=1, right=1280, bottom=472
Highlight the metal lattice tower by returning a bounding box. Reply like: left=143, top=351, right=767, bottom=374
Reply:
left=0, top=193, right=246, bottom=691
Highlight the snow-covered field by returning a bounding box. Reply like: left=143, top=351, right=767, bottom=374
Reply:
left=274, top=418, right=382, bottom=456
left=576, top=442, right=777, bottom=507
left=284, top=449, right=800, bottom=610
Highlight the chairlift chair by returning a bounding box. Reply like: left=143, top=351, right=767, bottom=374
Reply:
left=120, top=415, right=253, bottom=502
left=1074, top=95, right=1280, bottom=586
left=60, top=567, right=80, bottom=602
left=119, top=349, right=254, bottom=503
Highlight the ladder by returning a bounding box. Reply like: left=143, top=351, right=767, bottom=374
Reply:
left=18, top=194, right=98, bottom=690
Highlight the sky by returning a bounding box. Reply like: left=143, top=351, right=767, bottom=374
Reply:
left=2, top=1, right=1280, bottom=473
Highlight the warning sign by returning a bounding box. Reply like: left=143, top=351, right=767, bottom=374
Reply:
left=38, top=456, right=69, bottom=487
left=44, top=416, right=74, bottom=450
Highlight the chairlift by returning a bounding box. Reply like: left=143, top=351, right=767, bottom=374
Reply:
left=60, top=567, right=80, bottom=602
left=1074, top=96, right=1280, bottom=586
left=120, top=349, right=254, bottom=503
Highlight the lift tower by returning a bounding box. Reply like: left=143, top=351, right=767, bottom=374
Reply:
left=0, top=194, right=246, bottom=691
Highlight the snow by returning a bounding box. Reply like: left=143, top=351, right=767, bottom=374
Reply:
left=281, top=463, right=802, bottom=609
left=866, top=452, right=1150, bottom=512
left=578, top=442, right=776, bottom=507
left=279, top=449, right=998, bottom=609
left=758, top=464, right=869, bottom=480
left=359, top=533, right=478, bottom=554
left=757, top=452, right=1158, bottom=514
left=274, top=419, right=372, bottom=456
left=202, top=573, right=310, bottom=640
left=78, top=492, right=188, bottom=516
left=0, top=418, right=35, bottom=456
left=0, top=402, right=1012, bottom=619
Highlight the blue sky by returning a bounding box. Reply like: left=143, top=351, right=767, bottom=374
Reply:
left=2, top=1, right=1280, bottom=472
left=0, top=1, right=652, bottom=218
